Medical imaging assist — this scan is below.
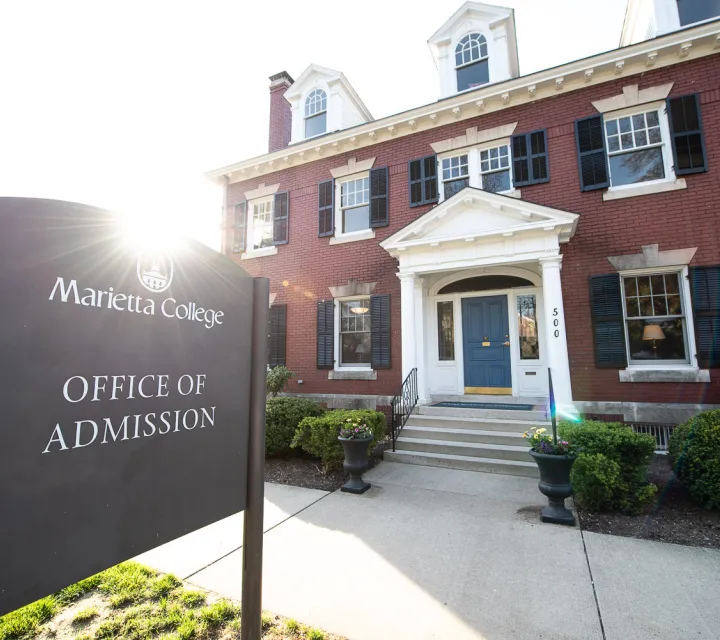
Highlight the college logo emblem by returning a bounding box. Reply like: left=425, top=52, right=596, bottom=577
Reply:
left=137, top=251, right=173, bottom=293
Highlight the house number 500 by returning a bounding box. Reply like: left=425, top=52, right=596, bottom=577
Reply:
left=553, top=308, right=560, bottom=338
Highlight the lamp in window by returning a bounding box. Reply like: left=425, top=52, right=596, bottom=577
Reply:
left=350, top=304, right=369, bottom=314
left=642, top=323, right=665, bottom=358
left=355, top=342, right=368, bottom=363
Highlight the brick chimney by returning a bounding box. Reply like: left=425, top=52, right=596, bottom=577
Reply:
left=268, top=71, right=294, bottom=152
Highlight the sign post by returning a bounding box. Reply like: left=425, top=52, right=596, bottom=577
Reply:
left=242, top=277, right=269, bottom=640
left=0, top=198, right=265, bottom=635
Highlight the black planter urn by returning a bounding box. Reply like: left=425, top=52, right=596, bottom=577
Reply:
left=529, top=451, right=577, bottom=525
left=338, top=436, right=372, bottom=494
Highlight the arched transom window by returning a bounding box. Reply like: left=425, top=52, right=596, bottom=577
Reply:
left=304, top=89, right=327, bottom=138
left=455, top=33, right=489, bottom=92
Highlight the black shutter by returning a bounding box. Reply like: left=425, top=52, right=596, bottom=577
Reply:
left=512, top=134, right=530, bottom=186
left=690, top=266, right=720, bottom=368
left=408, top=155, right=438, bottom=207
left=273, top=191, right=289, bottom=245
left=512, top=130, right=549, bottom=187
left=576, top=116, right=609, bottom=191
left=371, top=294, right=391, bottom=369
left=318, top=179, right=334, bottom=237
left=370, top=166, right=389, bottom=228
left=317, top=300, right=334, bottom=369
left=268, top=304, right=287, bottom=367
left=667, top=94, right=707, bottom=175
left=233, top=201, right=247, bottom=253
left=589, top=274, right=627, bottom=367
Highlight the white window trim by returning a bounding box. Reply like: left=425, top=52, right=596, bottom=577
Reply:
left=618, top=265, right=699, bottom=371
left=304, top=89, right=328, bottom=139
left=334, top=295, right=372, bottom=371
left=438, top=139, right=521, bottom=202
left=600, top=100, right=685, bottom=201
left=241, top=196, right=278, bottom=259
left=332, top=171, right=376, bottom=242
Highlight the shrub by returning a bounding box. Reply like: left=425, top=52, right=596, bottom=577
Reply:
left=668, top=409, right=720, bottom=509
left=559, top=420, right=657, bottom=513
left=266, top=366, right=295, bottom=397
left=265, top=397, right=325, bottom=457
left=291, top=409, right=386, bottom=470
left=570, top=453, right=621, bottom=512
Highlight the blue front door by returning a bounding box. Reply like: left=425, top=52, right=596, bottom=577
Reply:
left=462, top=295, right=511, bottom=393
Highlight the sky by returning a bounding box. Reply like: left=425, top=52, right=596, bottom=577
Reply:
left=0, top=0, right=629, bottom=249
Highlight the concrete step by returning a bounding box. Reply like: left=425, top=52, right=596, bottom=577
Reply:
left=384, top=449, right=539, bottom=478
left=405, top=414, right=547, bottom=433
left=418, top=405, right=547, bottom=421
left=395, top=437, right=533, bottom=463
left=430, top=394, right=548, bottom=405
left=401, top=425, right=526, bottom=447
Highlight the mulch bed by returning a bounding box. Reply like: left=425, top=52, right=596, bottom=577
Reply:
left=264, top=440, right=389, bottom=493
left=577, top=455, right=720, bottom=549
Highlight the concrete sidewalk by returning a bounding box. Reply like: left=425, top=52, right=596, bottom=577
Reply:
left=138, top=463, right=720, bottom=640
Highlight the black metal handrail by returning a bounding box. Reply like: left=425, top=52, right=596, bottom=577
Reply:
left=391, top=367, right=418, bottom=451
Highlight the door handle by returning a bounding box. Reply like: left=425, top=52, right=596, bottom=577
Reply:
left=502, top=341, right=510, bottom=347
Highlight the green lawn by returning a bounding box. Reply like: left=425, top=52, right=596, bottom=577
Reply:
left=0, top=562, right=340, bottom=640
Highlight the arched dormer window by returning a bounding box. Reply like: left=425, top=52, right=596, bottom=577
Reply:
left=455, top=33, right=489, bottom=92
left=304, top=89, right=327, bottom=138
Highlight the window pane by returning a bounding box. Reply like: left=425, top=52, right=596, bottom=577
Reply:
left=444, top=178, right=469, bottom=199
left=634, top=130, right=648, bottom=147
left=627, top=319, right=687, bottom=362
left=517, top=295, right=539, bottom=360
left=305, top=112, right=327, bottom=138
left=650, top=275, right=665, bottom=295
left=607, top=135, right=620, bottom=152
left=619, top=117, right=631, bottom=133
left=342, top=205, right=369, bottom=233
left=637, top=277, right=651, bottom=296
left=665, top=273, right=680, bottom=294
left=481, top=170, right=511, bottom=193
left=677, top=0, right=720, bottom=26
left=667, top=295, right=682, bottom=315
left=456, top=59, right=489, bottom=91
left=621, top=133, right=633, bottom=149
left=648, top=128, right=662, bottom=144
left=437, top=301, right=455, bottom=361
left=341, top=332, right=371, bottom=365
left=624, top=277, right=637, bottom=297
left=626, top=297, right=640, bottom=317
left=609, top=148, right=665, bottom=186
left=646, top=111, right=659, bottom=127
left=606, top=120, right=618, bottom=136
left=653, top=296, right=667, bottom=316
left=639, top=297, right=653, bottom=316
left=632, top=113, right=646, bottom=129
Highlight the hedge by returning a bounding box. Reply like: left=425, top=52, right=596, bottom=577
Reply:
left=559, top=420, right=657, bottom=513
left=291, top=409, right=386, bottom=470
left=265, top=397, right=325, bottom=457
left=668, top=409, right=720, bottom=509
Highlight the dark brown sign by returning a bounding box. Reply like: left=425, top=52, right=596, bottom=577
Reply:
left=0, top=198, right=254, bottom=615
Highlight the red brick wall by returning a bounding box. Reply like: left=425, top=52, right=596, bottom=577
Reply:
left=268, top=81, right=292, bottom=153
left=228, top=54, right=720, bottom=405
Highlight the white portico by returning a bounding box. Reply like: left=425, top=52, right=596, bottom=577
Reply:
left=380, top=187, right=579, bottom=415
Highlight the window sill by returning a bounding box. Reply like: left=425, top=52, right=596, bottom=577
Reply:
left=619, top=367, right=710, bottom=383
left=329, top=369, right=377, bottom=380
left=329, top=229, right=376, bottom=245
left=602, top=178, right=687, bottom=201
left=241, top=246, right=278, bottom=260
left=503, top=189, right=522, bottom=199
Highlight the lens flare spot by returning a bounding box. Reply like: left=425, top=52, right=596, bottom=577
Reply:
left=282, top=280, right=289, bottom=287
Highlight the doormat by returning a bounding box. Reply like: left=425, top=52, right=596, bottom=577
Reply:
left=431, top=401, right=534, bottom=411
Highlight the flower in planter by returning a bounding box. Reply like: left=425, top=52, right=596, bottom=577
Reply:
left=339, top=422, right=373, bottom=439
left=523, top=425, right=576, bottom=456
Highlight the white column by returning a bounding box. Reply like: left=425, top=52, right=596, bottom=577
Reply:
left=414, top=277, right=427, bottom=404
left=398, top=272, right=417, bottom=380
left=539, top=256, right=577, bottom=418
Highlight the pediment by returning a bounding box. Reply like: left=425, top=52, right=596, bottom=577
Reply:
left=428, top=2, right=515, bottom=44
left=380, top=188, right=578, bottom=252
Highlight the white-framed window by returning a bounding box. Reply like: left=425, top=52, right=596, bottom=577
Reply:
left=604, top=104, right=674, bottom=188
left=621, top=270, right=690, bottom=365
left=480, top=144, right=511, bottom=193
left=339, top=176, right=370, bottom=234
left=338, top=298, right=371, bottom=368
left=250, top=198, right=274, bottom=250
left=305, top=89, right=327, bottom=139
left=441, top=154, right=469, bottom=200
left=455, top=33, right=489, bottom=92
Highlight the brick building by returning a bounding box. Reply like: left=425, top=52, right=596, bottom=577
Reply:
left=208, top=0, right=720, bottom=430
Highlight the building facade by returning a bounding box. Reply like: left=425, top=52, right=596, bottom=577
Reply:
left=208, top=1, right=720, bottom=424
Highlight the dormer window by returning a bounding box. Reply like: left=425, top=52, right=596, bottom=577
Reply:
left=455, top=33, right=489, bottom=92
left=305, top=89, right=327, bottom=138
